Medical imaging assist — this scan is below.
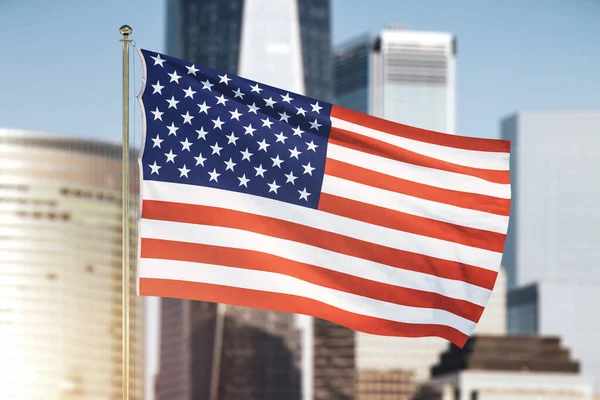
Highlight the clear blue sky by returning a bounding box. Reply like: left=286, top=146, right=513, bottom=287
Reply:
left=1, top=0, right=599, bottom=142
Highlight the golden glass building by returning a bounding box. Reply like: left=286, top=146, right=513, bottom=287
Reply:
left=0, top=129, right=144, bottom=400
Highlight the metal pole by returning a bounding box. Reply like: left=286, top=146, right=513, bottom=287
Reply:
left=119, top=24, right=132, bottom=400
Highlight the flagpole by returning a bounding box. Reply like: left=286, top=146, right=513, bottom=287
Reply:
left=119, top=24, right=133, bottom=400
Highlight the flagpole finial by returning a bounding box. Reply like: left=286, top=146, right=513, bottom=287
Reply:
left=119, top=25, right=133, bottom=37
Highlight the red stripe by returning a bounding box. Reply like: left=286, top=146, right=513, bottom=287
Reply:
left=325, top=159, right=511, bottom=217
left=329, top=127, right=510, bottom=184
left=319, top=194, right=506, bottom=253
left=142, top=200, right=498, bottom=290
left=141, top=238, right=485, bottom=322
left=139, top=277, right=469, bottom=347
left=331, top=105, right=511, bottom=153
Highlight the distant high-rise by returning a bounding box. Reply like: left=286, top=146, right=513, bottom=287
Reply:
left=502, top=111, right=600, bottom=396
left=166, top=0, right=332, bottom=102
left=334, top=26, right=456, bottom=133
left=500, top=112, right=600, bottom=289
left=0, top=129, right=145, bottom=400
left=162, top=2, right=332, bottom=399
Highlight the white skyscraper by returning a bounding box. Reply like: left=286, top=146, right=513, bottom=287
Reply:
left=334, top=26, right=456, bottom=134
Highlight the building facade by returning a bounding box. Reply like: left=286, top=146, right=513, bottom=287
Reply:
left=156, top=300, right=301, bottom=400
left=416, top=335, right=593, bottom=400
left=508, top=281, right=600, bottom=396
left=500, top=112, right=600, bottom=289
left=501, top=111, right=600, bottom=396
left=334, top=26, right=456, bottom=133
left=0, top=129, right=144, bottom=400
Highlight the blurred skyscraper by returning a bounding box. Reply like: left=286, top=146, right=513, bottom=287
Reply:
left=166, top=0, right=332, bottom=102
left=162, top=1, right=333, bottom=399
left=334, top=26, right=456, bottom=133
left=156, top=300, right=301, bottom=400
left=0, top=129, right=144, bottom=400
left=502, top=111, right=600, bottom=396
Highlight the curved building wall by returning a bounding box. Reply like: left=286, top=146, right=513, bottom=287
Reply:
left=0, top=130, right=144, bottom=400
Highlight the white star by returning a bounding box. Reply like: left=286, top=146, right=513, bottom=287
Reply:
left=219, top=74, right=231, bottom=85
left=152, top=80, right=164, bottom=94
left=151, top=134, right=163, bottom=148
left=186, top=64, right=199, bottom=75
left=284, top=171, right=297, bottom=185
left=306, top=140, right=319, bottom=152
left=295, top=107, right=307, bottom=116
left=267, top=180, right=281, bottom=194
left=302, top=162, right=315, bottom=176
left=168, top=70, right=182, bottom=84
left=298, top=188, right=311, bottom=201
left=292, top=126, right=304, bottom=137
left=247, top=103, right=260, bottom=114
left=208, top=168, right=220, bottom=182
left=178, top=164, right=191, bottom=178
left=149, top=161, right=161, bottom=175
left=240, top=148, right=253, bottom=161
left=233, top=88, right=245, bottom=99
left=210, top=142, right=223, bottom=156
left=250, top=83, right=263, bottom=93
left=164, top=150, right=177, bottom=163
left=271, top=155, right=284, bottom=168
left=201, top=79, right=214, bottom=91
left=310, top=101, right=323, bottom=113
left=194, top=153, right=207, bottom=166
left=151, top=107, right=163, bottom=121
left=167, top=122, right=179, bottom=136
left=264, top=97, right=276, bottom=108
left=238, top=174, right=250, bottom=187
left=212, top=116, right=225, bottom=130
left=215, top=94, right=229, bottom=106
left=183, top=86, right=197, bottom=99
left=261, top=118, right=273, bottom=129
left=151, top=54, right=165, bottom=67
left=229, top=109, right=242, bottom=121
left=226, top=132, right=239, bottom=145
left=197, top=101, right=211, bottom=114
left=180, top=137, right=193, bottom=151
left=224, top=158, right=237, bottom=171
left=281, top=92, right=293, bottom=103
left=278, top=111, right=291, bottom=123
left=309, top=119, right=322, bottom=131
left=288, top=147, right=302, bottom=159
left=181, top=111, right=194, bottom=125
left=196, top=127, right=208, bottom=140
left=274, top=132, right=288, bottom=144
left=243, top=124, right=256, bottom=136
left=254, top=164, right=267, bottom=178
left=166, top=96, right=179, bottom=109
left=257, top=139, right=270, bottom=152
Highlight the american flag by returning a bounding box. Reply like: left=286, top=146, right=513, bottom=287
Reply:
left=136, top=49, right=511, bottom=347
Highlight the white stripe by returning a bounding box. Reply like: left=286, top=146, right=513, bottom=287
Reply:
left=140, top=218, right=492, bottom=306
left=139, top=258, right=477, bottom=335
left=327, top=144, right=511, bottom=199
left=331, top=117, right=510, bottom=171
left=322, top=175, right=509, bottom=234
left=143, top=181, right=503, bottom=271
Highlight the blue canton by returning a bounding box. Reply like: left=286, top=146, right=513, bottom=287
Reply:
left=140, top=49, right=332, bottom=209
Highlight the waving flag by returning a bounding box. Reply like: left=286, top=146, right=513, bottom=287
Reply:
left=136, top=49, right=511, bottom=347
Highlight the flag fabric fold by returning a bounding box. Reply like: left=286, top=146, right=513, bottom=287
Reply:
left=136, top=49, right=511, bottom=347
